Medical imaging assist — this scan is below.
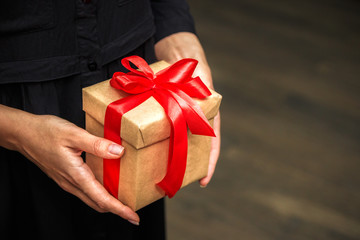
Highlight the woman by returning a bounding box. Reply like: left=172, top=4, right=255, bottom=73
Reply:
left=0, top=0, right=220, bottom=239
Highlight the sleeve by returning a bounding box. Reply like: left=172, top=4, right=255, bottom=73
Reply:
left=150, top=0, right=196, bottom=42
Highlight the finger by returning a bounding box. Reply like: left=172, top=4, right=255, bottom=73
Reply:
left=199, top=144, right=219, bottom=187
left=72, top=128, right=124, bottom=159
left=55, top=176, right=106, bottom=213
left=200, top=112, right=221, bottom=187
left=68, top=163, right=140, bottom=224
left=44, top=163, right=108, bottom=213
left=193, top=62, right=213, bottom=90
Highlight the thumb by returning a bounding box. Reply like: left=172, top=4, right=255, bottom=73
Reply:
left=74, top=129, right=124, bottom=159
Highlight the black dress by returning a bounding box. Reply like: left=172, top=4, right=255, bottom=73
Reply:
left=0, top=1, right=195, bottom=239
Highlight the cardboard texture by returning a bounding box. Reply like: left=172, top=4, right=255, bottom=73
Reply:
left=83, top=60, right=222, bottom=211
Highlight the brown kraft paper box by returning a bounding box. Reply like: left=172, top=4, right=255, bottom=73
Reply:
left=82, top=60, right=222, bottom=211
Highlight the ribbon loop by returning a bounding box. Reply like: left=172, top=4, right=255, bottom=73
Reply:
left=111, top=72, right=154, bottom=94
left=175, top=76, right=212, bottom=98
left=155, top=58, right=198, bottom=84
left=121, top=56, right=155, bottom=80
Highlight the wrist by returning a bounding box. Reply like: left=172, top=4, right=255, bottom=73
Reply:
left=154, top=32, right=214, bottom=89
left=0, top=104, right=36, bottom=151
left=155, top=32, right=206, bottom=63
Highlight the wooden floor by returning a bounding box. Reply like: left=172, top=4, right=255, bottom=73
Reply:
left=166, top=0, right=360, bottom=239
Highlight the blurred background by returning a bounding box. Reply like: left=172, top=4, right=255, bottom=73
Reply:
left=166, top=0, right=360, bottom=239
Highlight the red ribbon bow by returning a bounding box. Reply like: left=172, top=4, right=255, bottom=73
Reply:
left=104, top=56, right=215, bottom=199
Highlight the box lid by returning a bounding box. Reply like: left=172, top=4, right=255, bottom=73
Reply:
left=83, top=61, right=222, bottom=149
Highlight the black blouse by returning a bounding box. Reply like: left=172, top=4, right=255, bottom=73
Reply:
left=0, top=0, right=195, bottom=84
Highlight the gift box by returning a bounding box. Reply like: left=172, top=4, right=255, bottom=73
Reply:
left=82, top=57, right=222, bottom=211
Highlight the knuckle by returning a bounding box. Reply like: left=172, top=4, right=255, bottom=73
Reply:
left=69, top=169, right=86, bottom=186
left=95, top=195, right=110, bottom=210
left=58, top=180, right=71, bottom=193
left=96, top=208, right=108, bottom=213
left=92, top=138, right=104, bottom=157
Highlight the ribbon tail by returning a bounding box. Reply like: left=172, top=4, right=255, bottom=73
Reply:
left=168, top=87, right=215, bottom=137
left=154, top=91, right=188, bottom=198
left=104, top=92, right=152, bottom=198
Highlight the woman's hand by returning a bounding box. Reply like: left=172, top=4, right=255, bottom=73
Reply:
left=155, top=32, right=221, bottom=187
left=0, top=104, right=140, bottom=225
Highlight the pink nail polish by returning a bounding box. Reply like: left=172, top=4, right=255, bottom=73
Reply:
left=108, top=144, right=124, bottom=155
left=128, top=220, right=139, bottom=226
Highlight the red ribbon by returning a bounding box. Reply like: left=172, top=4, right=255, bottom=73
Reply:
left=104, top=56, right=215, bottom=199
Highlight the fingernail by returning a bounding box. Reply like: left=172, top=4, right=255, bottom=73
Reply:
left=108, top=144, right=124, bottom=156
left=200, top=184, right=207, bottom=188
left=128, top=220, right=139, bottom=226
